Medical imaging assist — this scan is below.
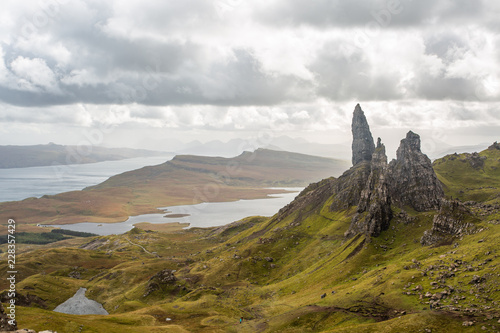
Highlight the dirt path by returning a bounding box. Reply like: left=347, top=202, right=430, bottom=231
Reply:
left=125, top=238, right=159, bottom=257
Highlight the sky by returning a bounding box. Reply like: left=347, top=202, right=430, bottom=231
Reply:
left=0, top=0, right=499, bottom=157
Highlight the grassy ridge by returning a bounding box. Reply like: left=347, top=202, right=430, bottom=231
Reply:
left=433, top=146, right=500, bottom=203
left=0, top=229, right=97, bottom=245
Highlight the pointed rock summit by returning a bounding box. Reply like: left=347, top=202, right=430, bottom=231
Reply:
left=388, top=131, right=444, bottom=211
left=352, top=104, right=375, bottom=166
left=269, top=104, right=445, bottom=241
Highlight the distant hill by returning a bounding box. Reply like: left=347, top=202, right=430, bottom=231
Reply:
left=0, top=148, right=349, bottom=225
left=0, top=143, right=167, bottom=168
left=427, top=142, right=492, bottom=160
left=175, top=136, right=352, bottom=160
left=175, top=135, right=490, bottom=161
left=92, top=148, right=350, bottom=190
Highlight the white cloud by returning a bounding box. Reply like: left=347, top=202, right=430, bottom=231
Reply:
left=10, top=56, right=61, bottom=93
left=0, top=1, right=499, bottom=149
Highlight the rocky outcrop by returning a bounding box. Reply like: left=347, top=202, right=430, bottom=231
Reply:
left=388, top=131, right=444, bottom=211
left=346, top=140, right=392, bottom=238
left=466, top=152, right=486, bottom=170
left=352, top=104, right=375, bottom=166
left=329, top=162, right=372, bottom=211
left=143, top=269, right=177, bottom=297
left=421, top=200, right=478, bottom=246
left=0, top=302, right=17, bottom=331
left=488, top=141, right=500, bottom=150
left=0, top=292, right=47, bottom=309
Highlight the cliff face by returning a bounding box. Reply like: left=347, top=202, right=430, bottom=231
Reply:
left=351, top=104, right=375, bottom=166
left=387, top=131, right=444, bottom=211
left=345, top=140, right=392, bottom=238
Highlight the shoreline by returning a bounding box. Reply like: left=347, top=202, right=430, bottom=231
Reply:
left=40, top=188, right=302, bottom=236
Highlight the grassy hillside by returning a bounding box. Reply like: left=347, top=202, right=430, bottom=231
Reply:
left=0, top=143, right=166, bottom=168
left=2, top=146, right=499, bottom=332
left=0, top=149, right=348, bottom=228
left=433, top=144, right=500, bottom=204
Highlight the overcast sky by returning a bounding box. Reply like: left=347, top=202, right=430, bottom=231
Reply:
left=0, top=0, right=499, bottom=155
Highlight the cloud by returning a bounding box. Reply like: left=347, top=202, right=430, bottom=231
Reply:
left=9, top=56, right=61, bottom=93
left=0, top=0, right=499, bottom=146
left=254, top=0, right=490, bottom=29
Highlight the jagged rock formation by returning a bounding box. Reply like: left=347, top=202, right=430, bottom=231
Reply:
left=329, top=162, right=372, bottom=211
left=346, top=139, right=393, bottom=238
left=388, top=131, right=444, bottom=211
left=274, top=104, right=446, bottom=240
left=352, top=104, right=375, bottom=166
left=421, top=200, right=477, bottom=246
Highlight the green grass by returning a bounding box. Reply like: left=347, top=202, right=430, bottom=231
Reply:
left=2, top=147, right=500, bottom=332
left=433, top=148, right=500, bottom=203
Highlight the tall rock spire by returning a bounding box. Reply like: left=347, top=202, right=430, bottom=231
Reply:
left=345, top=138, right=392, bottom=238
left=351, top=104, right=375, bottom=166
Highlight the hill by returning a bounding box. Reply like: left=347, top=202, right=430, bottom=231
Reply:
left=0, top=106, right=498, bottom=332
left=0, top=143, right=167, bottom=169
left=0, top=149, right=349, bottom=227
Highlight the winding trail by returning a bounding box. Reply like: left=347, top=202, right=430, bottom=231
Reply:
left=125, top=238, right=159, bottom=257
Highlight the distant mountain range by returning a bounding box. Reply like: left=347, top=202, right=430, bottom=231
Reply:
left=173, top=136, right=491, bottom=161
left=0, top=143, right=167, bottom=168
left=175, top=136, right=352, bottom=160
left=1, top=137, right=491, bottom=169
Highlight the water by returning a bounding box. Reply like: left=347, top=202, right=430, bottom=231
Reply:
left=0, top=155, right=173, bottom=202
left=48, top=188, right=302, bottom=235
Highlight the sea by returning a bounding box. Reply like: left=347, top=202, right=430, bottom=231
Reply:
left=0, top=155, right=174, bottom=202
left=0, top=156, right=301, bottom=235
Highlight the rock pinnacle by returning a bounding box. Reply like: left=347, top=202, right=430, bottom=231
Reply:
left=351, top=104, right=375, bottom=166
